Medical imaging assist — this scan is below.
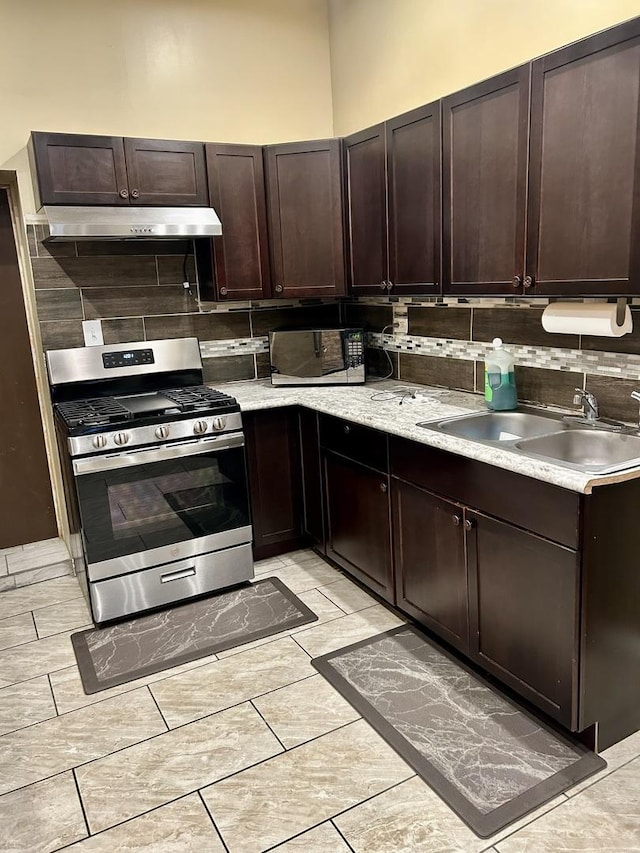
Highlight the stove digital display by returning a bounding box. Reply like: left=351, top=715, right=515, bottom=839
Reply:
left=102, top=349, right=155, bottom=369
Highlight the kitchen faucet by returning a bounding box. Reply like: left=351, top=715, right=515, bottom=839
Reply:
left=573, top=389, right=599, bottom=422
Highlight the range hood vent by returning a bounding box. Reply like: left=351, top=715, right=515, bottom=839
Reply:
left=43, top=206, right=222, bottom=241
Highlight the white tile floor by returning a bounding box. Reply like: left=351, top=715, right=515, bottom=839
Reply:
left=0, top=549, right=639, bottom=852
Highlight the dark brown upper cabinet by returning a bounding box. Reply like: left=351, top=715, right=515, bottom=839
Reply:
left=122, top=138, right=208, bottom=206
left=344, top=105, right=441, bottom=296
left=344, top=124, right=388, bottom=295
left=29, top=132, right=130, bottom=206
left=205, top=143, right=271, bottom=300
left=442, top=66, right=530, bottom=295
left=386, top=103, right=441, bottom=295
left=29, top=131, right=209, bottom=207
left=526, top=19, right=640, bottom=296
left=265, top=139, right=346, bottom=298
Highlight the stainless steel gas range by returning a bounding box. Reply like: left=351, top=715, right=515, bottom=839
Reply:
left=47, top=337, right=254, bottom=624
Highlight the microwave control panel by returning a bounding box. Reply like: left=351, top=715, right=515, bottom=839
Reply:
left=344, top=330, right=364, bottom=369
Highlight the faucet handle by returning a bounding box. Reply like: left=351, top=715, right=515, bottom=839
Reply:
left=573, top=388, right=585, bottom=405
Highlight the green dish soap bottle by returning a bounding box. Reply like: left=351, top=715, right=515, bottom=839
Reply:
left=484, top=337, right=518, bottom=411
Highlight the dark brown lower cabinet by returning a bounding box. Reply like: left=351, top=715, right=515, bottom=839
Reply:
left=392, top=479, right=469, bottom=654
left=244, top=408, right=303, bottom=560
left=299, top=409, right=324, bottom=551
left=390, top=437, right=581, bottom=730
left=241, top=409, right=640, bottom=749
left=467, top=511, right=579, bottom=728
left=324, top=452, right=394, bottom=604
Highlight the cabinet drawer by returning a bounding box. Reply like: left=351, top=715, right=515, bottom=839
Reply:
left=89, top=543, right=254, bottom=623
left=390, top=437, right=580, bottom=548
left=320, top=415, right=388, bottom=472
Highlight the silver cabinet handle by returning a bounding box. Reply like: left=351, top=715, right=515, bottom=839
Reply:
left=452, top=514, right=461, bottom=526
left=380, top=482, right=388, bottom=493
left=464, top=519, right=474, bottom=531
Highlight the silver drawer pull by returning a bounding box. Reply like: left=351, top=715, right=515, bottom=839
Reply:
left=161, top=567, right=196, bottom=583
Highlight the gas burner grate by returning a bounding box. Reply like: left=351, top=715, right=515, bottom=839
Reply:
left=161, top=386, right=239, bottom=412
left=56, top=398, right=133, bottom=428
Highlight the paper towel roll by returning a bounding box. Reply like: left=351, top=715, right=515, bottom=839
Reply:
left=541, top=302, right=633, bottom=337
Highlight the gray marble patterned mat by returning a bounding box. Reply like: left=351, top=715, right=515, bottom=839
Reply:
left=72, top=578, right=317, bottom=694
left=313, top=626, right=605, bottom=838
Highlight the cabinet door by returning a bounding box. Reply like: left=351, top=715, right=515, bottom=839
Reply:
left=324, top=452, right=393, bottom=603
left=0, top=189, right=57, bottom=546
left=206, top=144, right=271, bottom=300
left=244, top=409, right=303, bottom=561
left=265, top=140, right=345, bottom=298
left=29, top=132, right=129, bottom=206
left=299, top=408, right=325, bottom=550
left=467, top=511, right=579, bottom=727
left=123, top=138, right=208, bottom=206
left=392, top=479, right=468, bottom=653
left=344, top=124, right=388, bottom=295
left=387, top=103, right=441, bottom=295
left=442, top=67, right=530, bottom=294
left=526, top=19, right=640, bottom=295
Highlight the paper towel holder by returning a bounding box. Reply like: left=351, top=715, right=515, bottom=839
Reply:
left=615, top=298, right=630, bottom=327
left=542, top=298, right=633, bottom=337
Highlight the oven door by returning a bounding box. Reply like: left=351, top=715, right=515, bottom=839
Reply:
left=72, top=433, right=252, bottom=580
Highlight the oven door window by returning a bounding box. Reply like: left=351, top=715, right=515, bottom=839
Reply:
left=75, top=447, right=250, bottom=565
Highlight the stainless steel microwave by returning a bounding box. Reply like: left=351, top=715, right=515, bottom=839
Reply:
left=268, top=328, right=365, bottom=386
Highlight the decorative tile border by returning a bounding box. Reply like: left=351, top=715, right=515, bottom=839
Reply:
left=367, top=333, right=640, bottom=382
left=200, top=297, right=339, bottom=312
left=199, top=337, right=268, bottom=359
left=345, top=294, right=640, bottom=307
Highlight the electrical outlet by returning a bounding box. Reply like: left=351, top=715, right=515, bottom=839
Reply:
left=82, top=319, right=103, bottom=346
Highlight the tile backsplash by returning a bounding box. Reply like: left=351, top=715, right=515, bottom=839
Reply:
left=27, top=224, right=640, bottom=422
left=346, top=297, right=640, bottom=424
left=28, top=225, right=340, bottom=384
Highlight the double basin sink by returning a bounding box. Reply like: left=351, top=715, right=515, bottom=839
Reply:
left=418, top=409, right=640, bottom=475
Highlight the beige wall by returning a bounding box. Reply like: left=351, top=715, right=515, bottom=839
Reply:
left=328, top=0, right=640, bottom=135
left=0, top=0, right=334, bottom=212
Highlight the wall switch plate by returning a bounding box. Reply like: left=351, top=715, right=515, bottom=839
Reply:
left=82, top=319, right=104, bottom=346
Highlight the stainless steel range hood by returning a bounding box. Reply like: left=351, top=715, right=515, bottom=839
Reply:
left=43, top=206, right=222, bottom=241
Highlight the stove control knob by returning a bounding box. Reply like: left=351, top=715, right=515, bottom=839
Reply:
left=113, top=432, right=131, bottom=446
left=92, top=434, right=108, bottom=450
left=155, top=425, right=170, bottom=440
left=193, top=420, right=209, bottom=435
left=212, top=416, right=227, bottom=431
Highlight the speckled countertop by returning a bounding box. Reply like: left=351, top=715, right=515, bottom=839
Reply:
left=218, top=379, right=640, bottom=494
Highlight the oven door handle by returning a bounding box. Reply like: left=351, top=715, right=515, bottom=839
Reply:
left=72, top=432, right=245, bottom=476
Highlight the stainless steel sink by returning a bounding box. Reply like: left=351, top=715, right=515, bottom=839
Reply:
left=417, top=409, right=640, bottom=475
left=516, top=430, right=640, bottom=473
left=422, top=411, right=565, bottom=442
